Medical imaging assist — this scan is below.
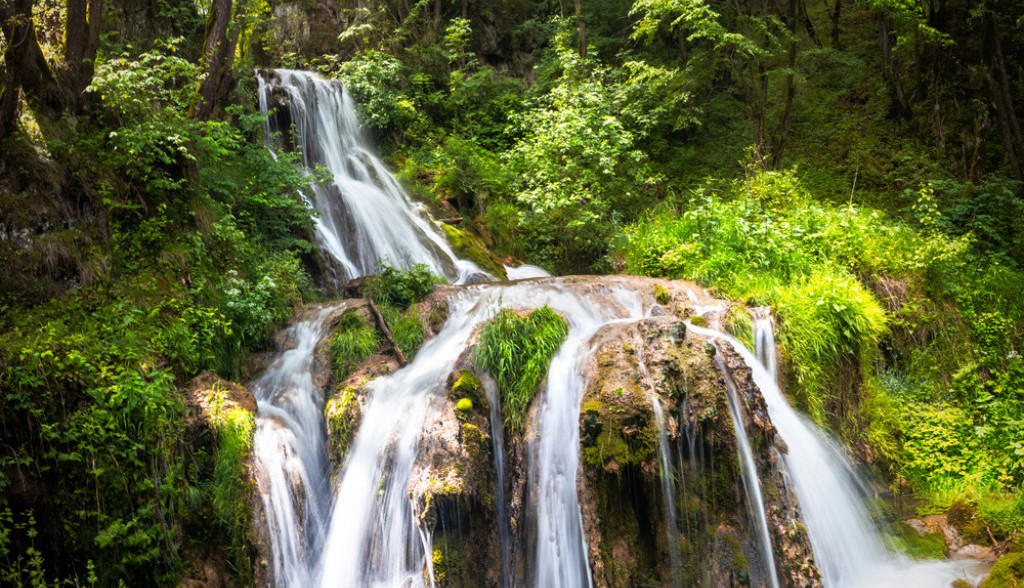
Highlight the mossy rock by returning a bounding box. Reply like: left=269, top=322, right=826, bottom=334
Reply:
left=889, top=522, right=946, bottom=559
left=690, top=315, right=708, bottom=327
left=441, top=223, right=508, bottom=280
left=982, top=551, right=1024, bottom=588
left=325, top=388, right=360, bottom=466
left=455, top=397, right=473, bottom=415
left=654, top=284, right=671, bottom=305
left=724, top=305, right=754, bottom=350
left=451, top=369, right=488, bottom=412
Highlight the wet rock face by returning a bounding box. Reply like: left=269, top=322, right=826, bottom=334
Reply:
left=577, top=315, right=820, bottom=588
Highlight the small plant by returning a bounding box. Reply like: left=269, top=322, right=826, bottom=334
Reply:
left=365, top=262, right=445, bottom=309
left=474, top=306, right=569, bottom=431
left=329, top=311, right=381, bottom=381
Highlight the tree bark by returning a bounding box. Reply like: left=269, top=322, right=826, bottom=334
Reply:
left=982, top=12, right=1024, bottom=181
left=0, top=0, right=60, bottom=143
left=64, top=0, right=102, bottom=98
left=877, top=11, right=912, bottom=119
left=829, top=0, right=841, bottom=49
left=771, top=0, right=799, bottom=168
left=574, top=0, right=585, bottom=59
left=193, top=0, right=246, bottom=121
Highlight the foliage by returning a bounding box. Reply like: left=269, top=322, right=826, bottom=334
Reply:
left=330, top=311, right=382, bottom=382
left=365, top=263, right=445, bottom=310
left=475, top=306, right=569, bottom=431
left=205, top=386, right=256, bottom=581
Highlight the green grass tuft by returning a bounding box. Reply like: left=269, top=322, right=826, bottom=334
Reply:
left=475, top=306, right=569, bottom=431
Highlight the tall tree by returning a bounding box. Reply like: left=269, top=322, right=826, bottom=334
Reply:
left=192, top=0, right=246, bottom=120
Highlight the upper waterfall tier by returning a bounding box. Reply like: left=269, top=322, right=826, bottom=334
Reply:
left=257, top=69, right=490, bottom=285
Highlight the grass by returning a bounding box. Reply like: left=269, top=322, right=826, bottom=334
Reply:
left=474, top=306, right=569, bottom=431
left=329, top=310, right=381, bottom=381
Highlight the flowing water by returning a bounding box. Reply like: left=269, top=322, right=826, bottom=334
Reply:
left=257, top=69, right=489, bottom=284
left=251, top=68, right=991, bottom=588
left=711, top=350, right=781, bottom=588
left=690, top=317, right=991, bottom=588
left=252, top=306, right=341, bottom=587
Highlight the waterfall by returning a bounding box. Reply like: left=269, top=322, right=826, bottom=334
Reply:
left=711, top=349, right=781, bottom=588
left=529, top=285, right=645, bottom=588
left=691, top=317, right=991, bottom=588
left=252, top=306, right=341, bottom=587
left=256, top=69, right=489, bottom=284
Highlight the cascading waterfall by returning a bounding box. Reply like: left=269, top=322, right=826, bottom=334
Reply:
left=481, top=373, right=512, bottom=588
left=311, top=280, right=645, bottom=587
left=252, top=306, right=342, bottom=587
left=529, top=286, right=646, bottom=588
left=692, top=316, right=990, bottom=588
left=256, top=69, right=489, bottom=284
left=711, top=349, right=781, bottom=588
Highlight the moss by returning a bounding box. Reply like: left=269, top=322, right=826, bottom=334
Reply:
left=582, top=423, right=657, bottom=470
left=982, top=551, right=1024, bottom=588
left=451, top=369, right=487, bottom=410
left=432, top=535, right=468, bottom=587
left=455, top=397, right=473, bottom=414
left=654, top=284, right=671, bottom=305
left=725, top=305, right=754, bottom=350
left=690, top=315, right=708, bottom=327
left=325, top=388, right=359, bottom=466
left=441, top=223, right=508, bottom=280
left=888, top=522, right=947, bottom=559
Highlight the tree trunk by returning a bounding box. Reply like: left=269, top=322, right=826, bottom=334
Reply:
left=771, top=0, right=799, bottom=168
left=877, top=11, right=912, bottom=119
left=433, top=0, right=441, bottom=35
left=574, top=0, right=585, bottom=59
left=830, top=0, right=841, bottom=49
left=982, top=12, right=1024, bottom=181
left=0, top=0, right=60, bottom=143
left=193, top=0, right=245, bottom=121
left=64, top=0, right=102, bottom=98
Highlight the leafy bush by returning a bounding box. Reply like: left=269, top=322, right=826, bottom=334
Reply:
left=365, top=263, right=445, bottom=309
left=474, top=306, right=569, bottom=431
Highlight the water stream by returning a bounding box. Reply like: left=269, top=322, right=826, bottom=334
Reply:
left=252, top=306, right=341, bottom=587
left=257, top=69, right=488, bottom=284
left=691, top=318, right=991, bottom=588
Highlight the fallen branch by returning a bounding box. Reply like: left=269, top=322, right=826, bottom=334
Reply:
left=367, top=299, right=407, bottom=366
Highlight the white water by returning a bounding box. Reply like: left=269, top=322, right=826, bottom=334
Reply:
left=712, top=349, right=781, bottom=588
left=252, top=306, right=341, bottom=587
left=690, top=317, right=990, bottom=588
left=257, top=69, right=489, bottom=284
left=529, top=286, right=646, bottom=588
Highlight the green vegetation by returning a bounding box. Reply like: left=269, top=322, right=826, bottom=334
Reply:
left=4, top=0, right=1024, bottom=579
left=475, top=307, right=569, bottom=431
left=330, top=310, right=382, bottom=381
left=365, top=263, right=442, bottom=360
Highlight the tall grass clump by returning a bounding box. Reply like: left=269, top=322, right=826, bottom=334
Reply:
left=475, top=306, right=569, bottom=431
left=207, top=386, right=256, bottom=581
left=771, top=270, right=888, bottom=421
left=330, top=310, right=381, bottom=381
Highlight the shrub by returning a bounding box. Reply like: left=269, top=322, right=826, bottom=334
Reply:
left=365, top=263, right=445, bottom=310
left=474, top=306, right=569, bottom=431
